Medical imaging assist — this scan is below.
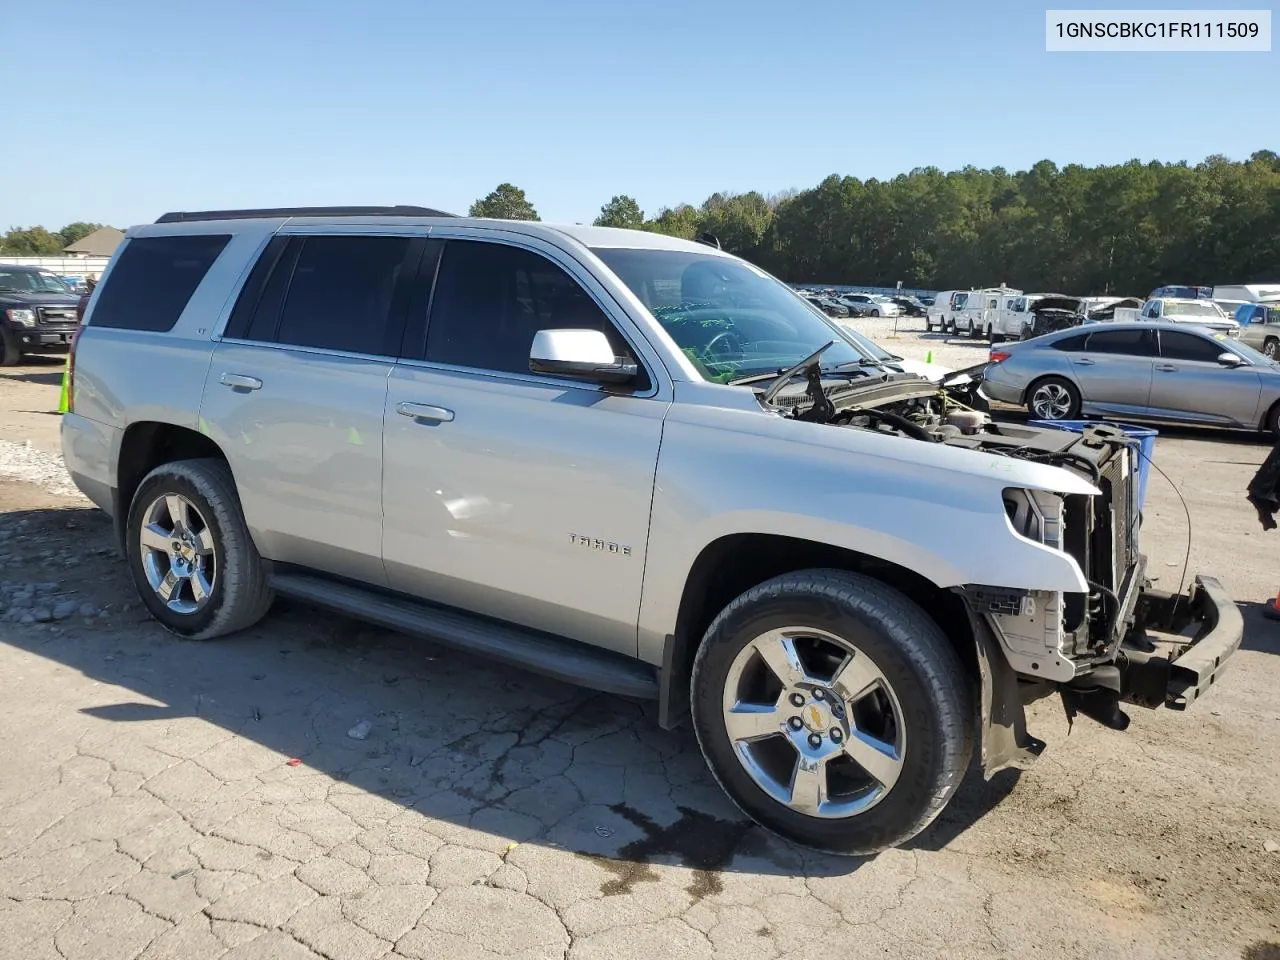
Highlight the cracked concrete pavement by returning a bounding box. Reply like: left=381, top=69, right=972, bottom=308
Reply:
left=1, top=347, right=1279, bottom=960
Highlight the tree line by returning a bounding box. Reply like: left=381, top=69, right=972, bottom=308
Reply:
left=470, top=152, right=1280, bottom=294
left=0, top=223, right=112, bottom=256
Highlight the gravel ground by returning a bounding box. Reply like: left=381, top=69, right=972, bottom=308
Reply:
left=1, top=350, right=1279, bottom=960
left=0, top=437, right=84, bottom=499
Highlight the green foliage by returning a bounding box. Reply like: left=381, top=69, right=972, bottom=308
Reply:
left=0, top=222, right=116, bottom=255
left=748, top=157, right=1280, bottom=294
left=0, top=226, right=65, bottom=255
left=594, top=195, right=644, bottom=229
left=468, top=183, right=540, bottom=221
left=644, top=204, right=699, bottom=239
left=597, top=156, right=1280, bottom=294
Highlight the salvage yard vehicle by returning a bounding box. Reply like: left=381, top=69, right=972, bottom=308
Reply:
left=951, top=286, right=1021, bottom=340
left=63, top=207, right=1242, bottom=855
left=924, top=290, right=962, bottom=333
left=992, top=293, right=1051, bottom=342
left=1237, top=302, right=1280, bottom=357
left=1139, top=297, right=1239, bottom=335
left=805, top=295, right=851, bottom=318
left=0, top=264, right=82, bottom=365
left=985, top=320, right=1280, bottom=434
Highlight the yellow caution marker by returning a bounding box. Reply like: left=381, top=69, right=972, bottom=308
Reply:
left=56, top=357, right=71, bottom=414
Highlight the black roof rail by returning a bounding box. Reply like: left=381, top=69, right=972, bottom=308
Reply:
left=154, top=205, right=459, bottom=224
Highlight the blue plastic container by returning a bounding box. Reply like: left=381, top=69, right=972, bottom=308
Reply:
left=1028, top=419, right=1158, bottom=509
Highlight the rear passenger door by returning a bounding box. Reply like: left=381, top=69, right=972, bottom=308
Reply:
left=1072, top=328, right=1157, bottom=415
left=381, top=235, right=668, bottom=656
left=201, top=232, right=424, bottom=586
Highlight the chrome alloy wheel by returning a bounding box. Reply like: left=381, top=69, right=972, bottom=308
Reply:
left=1030, top=382, right=1074, bottom=419
left=138, top=494, right=217, bottom=615
left=721, top=627, right=906, bottom=819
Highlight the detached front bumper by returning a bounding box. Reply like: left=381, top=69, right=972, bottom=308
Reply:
left=1120, top=574, right=1243, bottom=710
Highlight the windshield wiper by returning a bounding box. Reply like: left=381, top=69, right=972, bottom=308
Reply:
left=824, top=357, right=896, bottom=371
left=760, top=341, right=839, bottom=406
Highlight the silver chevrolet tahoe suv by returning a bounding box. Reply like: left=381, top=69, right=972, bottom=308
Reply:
left=62, top=206, right=1242, bottom=855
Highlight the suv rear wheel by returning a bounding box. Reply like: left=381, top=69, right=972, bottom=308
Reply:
left=125, top=458, right=274, bottom=640
left=690, top=570, right=973, bottom=855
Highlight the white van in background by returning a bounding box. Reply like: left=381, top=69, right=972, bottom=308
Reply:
left=953, top=286, right=1021, bottom=340
left=1212, top=283, right=1280, bottom=303
left=925, top=290, right=963, bottom=333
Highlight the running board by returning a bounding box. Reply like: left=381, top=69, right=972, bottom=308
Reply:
left=268, top=573, right=659, bottom=700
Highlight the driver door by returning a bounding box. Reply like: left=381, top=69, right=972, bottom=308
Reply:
left=1148, top=329, right=1262, bottom=426
left=381, top=236, right=668, bottom=656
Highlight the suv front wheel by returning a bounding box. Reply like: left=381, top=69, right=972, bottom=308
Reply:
left=690, top=570, right=974, bottom=855
left=125, top=458, right=274, bottom=640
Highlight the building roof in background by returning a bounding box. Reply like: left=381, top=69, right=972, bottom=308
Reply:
left=63, top=227, right=124, bottom=256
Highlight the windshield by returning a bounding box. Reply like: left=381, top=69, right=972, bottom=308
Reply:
left=0, top=270, right=71, bottom=294
left=591, top=248, right=870, bottom=382
left=1165, top=300, right=1226, bottom=319
left=839, top=325, right=897, bottom=361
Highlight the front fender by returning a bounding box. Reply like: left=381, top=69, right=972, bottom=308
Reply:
left=637, top=396, right=1091, bottom=661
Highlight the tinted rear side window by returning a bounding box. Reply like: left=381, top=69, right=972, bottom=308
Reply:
left=91, top=234, right=230, bottom=332
left=275, top=236, right=418, bottom=355
left=1052, top=333, right=1089, bottom=351
left=1086, top=329, right=1156, bottom=356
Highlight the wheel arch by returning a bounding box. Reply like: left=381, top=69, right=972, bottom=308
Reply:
left=658, top=533, right=978, bottom=731
left=114, top=421, right=229, bottom=550
left=1021, top=372, right=1079, bottom=410
left=1260, top=396, right=1280, bottom=434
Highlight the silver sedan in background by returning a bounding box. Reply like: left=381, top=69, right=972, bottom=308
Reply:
left=982, top=321, right=1280, bottom=435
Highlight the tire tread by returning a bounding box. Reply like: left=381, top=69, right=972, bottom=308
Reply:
left=128, top=458, right=274, bottom=640
left=690, top=568, right=973, bottom=855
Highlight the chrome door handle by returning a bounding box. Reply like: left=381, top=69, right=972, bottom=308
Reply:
left=1074, top=358, right=1096, bottom=366
left=396, top=402, right=454, bottom=423
left=1155, top=364, right=1178, bottom=372
left=220, top=373, right=262, bottom=390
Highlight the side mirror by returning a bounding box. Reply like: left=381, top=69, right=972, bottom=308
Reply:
left=1217, top=352, right=1245, bottom=367
left=529, top=329, right=638, bottom=384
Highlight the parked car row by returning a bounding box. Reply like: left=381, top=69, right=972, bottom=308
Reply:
left=796, top=288, right=927, bottom=319
left=983, top=320, right=1280, bottom=435
left=923, top=285, right=1254, bottom=344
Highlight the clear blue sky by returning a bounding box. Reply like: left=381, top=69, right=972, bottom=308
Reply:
left=2, top=0, right=1274, bottom=230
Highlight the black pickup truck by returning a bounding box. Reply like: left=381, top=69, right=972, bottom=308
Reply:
left=0, top=264, right=81, bottom=365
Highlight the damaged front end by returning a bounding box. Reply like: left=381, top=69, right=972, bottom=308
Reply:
left=762, top=359, right=1243, bottom=775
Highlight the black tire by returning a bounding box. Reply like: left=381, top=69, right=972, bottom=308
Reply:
left=125, top=458, right=274, bottom=640
left=1263, top=400, right=1280, bottom=438
left=690, top=569, right=974, bottom=856
left=1264, top=338, right=1278, bottom=360
left=0, top=329, right=22, bottom=366
left=1026, top=375, right=1081, bottom=421
left=924, top=319, right=933, bottom=333
left=966, top=320, right=976, bottom=339
left=984, top=325, right=994, bottom=342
